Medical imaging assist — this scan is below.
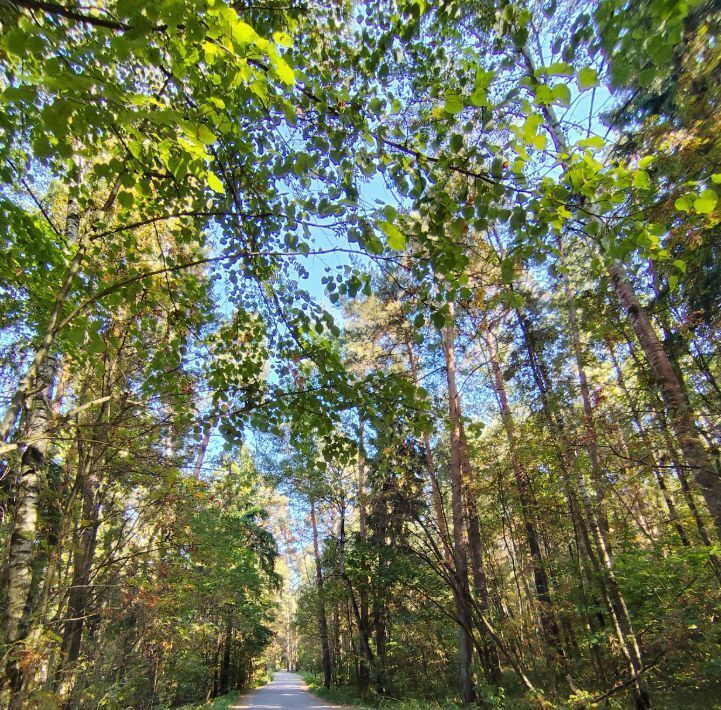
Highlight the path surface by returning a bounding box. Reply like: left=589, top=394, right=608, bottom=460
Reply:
left=231, top=672, right=345, bottom=709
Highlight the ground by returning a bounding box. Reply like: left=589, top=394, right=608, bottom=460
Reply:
left=231, top=672, right=345, bottom=709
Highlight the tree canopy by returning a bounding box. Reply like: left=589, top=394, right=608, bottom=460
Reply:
left=1, top=0, right=721, bottom=708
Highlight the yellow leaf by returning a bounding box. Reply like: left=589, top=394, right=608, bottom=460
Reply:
left=207, top=171, right=225, bottom=194
left=274, top=58, right=295, bottom=86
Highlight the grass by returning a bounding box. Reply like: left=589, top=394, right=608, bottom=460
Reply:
left=655, top=684, right=721, bottom=709
left=179, top=692, right=242, bottom=710
left=253, top=669, right=274, bottom=689
left=179, top=671, right=274, bottom=709
left=187, top=671, right=721, bottom=709
left=301, top=673, right=465, bottom=709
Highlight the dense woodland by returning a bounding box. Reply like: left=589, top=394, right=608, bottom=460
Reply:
left=1, top=0, right=721, bottom=708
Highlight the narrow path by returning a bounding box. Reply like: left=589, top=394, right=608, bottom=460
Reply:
left=231, top=672, right=345, bottom=709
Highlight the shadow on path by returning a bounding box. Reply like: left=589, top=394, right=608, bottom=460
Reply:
left=231, top=671, right=346, bottom=709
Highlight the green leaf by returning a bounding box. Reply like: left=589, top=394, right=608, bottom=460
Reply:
left=694, top=188, right=718, bottom=214
left=552, top=83, right=571, bottom=106
left=547, top=61, right=574, bottom=76
left=196, top=125, right=217, bottom=145
left=532, top=133, right=547, bottom=150
left=207, top=171, right=225, bottom=194
left=633, top=170, right=651, bottom=190
left=500, top=257, right=515, bottom=284
left=273, top=31, right=293, bottom=48
left=118, top=191, right=134, bottom=209
left=230, top=19, right=259, bottom=45
left=576, top=136, right=605, bottom=149
left=469, top=89, right=488, bottom=107
left=378, top=221, right=406, bottom=250
left=711, top=174, right=721, bottom=184
left=449, top=134, right=463, bottom=153
left=674, top=196, right=692, bottom=212
left=382, top=205, right=398, bottom=220
left=431, top=311, right=446, bottom=330
left=578, top=67, right=599, bottom=90
left=127, top=141, right=143, bottom=159
left=473, top=68, right=495, bottom=89
left=534, top=84, right=553, bottom=105
left=610, top=60, right=631, bottom=87
left=274, top=58, right=295, bottom=85
left=673, top=259, right=686, bottom=274
left=443, top=93, right=464, bottom=115
left=2, top=29, right=28, bottom=58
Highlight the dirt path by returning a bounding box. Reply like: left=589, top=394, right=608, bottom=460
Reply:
left=230, top=672, right=346, bottom=709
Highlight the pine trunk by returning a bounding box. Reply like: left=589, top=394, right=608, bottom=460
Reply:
left=481, top=315, right=561, bottom=663
left=356, top=422, right=371, bottom=693
left=608, top=260, right=721, bottom=539
left=441, top=314, right=476, bottom=704
left=310, top=499, right=332, bottom=689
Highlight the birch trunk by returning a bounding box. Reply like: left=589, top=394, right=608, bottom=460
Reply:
left=1, top=356, right=56, bottom=708
left=0, top=195, right=81, bottom=444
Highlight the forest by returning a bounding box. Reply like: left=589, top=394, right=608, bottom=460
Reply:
left=1, top=0, right=720, bottom=708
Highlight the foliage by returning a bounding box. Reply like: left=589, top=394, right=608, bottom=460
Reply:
left=2, top=0, right=721, bottom=708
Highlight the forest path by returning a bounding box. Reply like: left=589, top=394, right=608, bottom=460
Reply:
left=231, top=672, right=346, bottom=709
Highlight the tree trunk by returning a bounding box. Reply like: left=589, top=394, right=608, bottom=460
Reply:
left=480, top=313, right=562, bottom=665
left=55, top=446, right=103, bottom=702
left=404, top=337, right=454, bottom=563
left=525, top=40, right=720, bottom=543
left=310, top=499, right=332, bottom=689
left=608, top=260, right=721, bottom=539
left=513, top=63, right=652, bottom=704
left=219, top=615, right=232, bottom=695
left=520, top=316, right=650, bottom=706
left=338, top=478, right=376, bottom=689
left=1, top=190, right=83, bottom=707
left=1, top=355, right=56, bottom=709
left=605, top=337, right=691, bottom=547
left=514, top=286, right=650, bottom=707
left=465, top=488, right=502, bottom=684
left=0, top=193, right=81, bottom=444
left=193, top=419, right=214, bottom=479
left=356, top=422, right=371, bottom=693
left=624, top=335, right=716, bottom=551
left=516, top=305, right=609, bottom=684
left=441, top=311, right=476, bottom=704
left=558, top=255, right=612, bottom=541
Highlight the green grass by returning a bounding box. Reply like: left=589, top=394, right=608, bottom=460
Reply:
left=301, top=671, right=721, bottom=710
left=179, top=671, right=274, bottom=709
left=252, top=669, right=274, bottom=688
left=179, top=691, right=241, bottom=710
left=655, top=685, right=721, bottom=709
left=301, top=673, right=465, bottom=709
